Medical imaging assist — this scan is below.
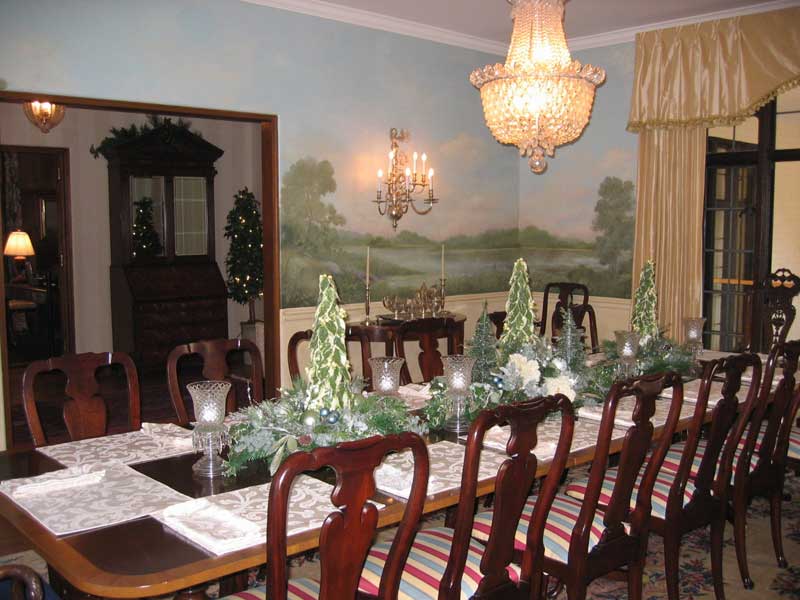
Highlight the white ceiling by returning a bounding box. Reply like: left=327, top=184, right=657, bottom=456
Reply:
left=244, top=0, right=800, bottom=52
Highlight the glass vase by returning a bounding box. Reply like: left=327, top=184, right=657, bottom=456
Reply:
left=368, top=357, right=405, bottom=394
left=683, top=317, right=706, bottom=360
left=614, top=330, right=640, bottom=379
left=189, top=380, right=231, bottom=478
left=443, top=355, right=475, bottom=434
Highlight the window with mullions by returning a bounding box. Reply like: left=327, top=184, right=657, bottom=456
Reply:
left=703, top=91, right=800, bottom=352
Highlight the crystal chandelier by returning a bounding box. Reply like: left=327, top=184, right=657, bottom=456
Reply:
left=374, top=128, right=438, bottom=230
left=22, top=100, right=66, bottom=133
left=470, top=0, right=605, bottom=173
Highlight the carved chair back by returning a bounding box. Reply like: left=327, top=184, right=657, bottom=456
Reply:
left=22, top=352, right=141, bottom=447
left=288, top=328, right=392, bottom=391
left=167, top=338, right=263, bottom=426
left=759, top=268, right=800, bottom=347
left=440, top=396, right=575, bottom=599
left=539, top=282, right=599, bottom=353
left=687, top=354, right=762, bottom=500
left=0, top=564, right=44, bottom=600
left=488, top=311, right=507, bottom=339
left=749, top=340, right=800, bottom=474
left=578, top=373, right=684, bottom=553
left=267, top=433, right=429, bottom=600
left=395, top=317, right=463, bottom=384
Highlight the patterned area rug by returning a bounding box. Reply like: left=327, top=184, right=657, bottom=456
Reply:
left=3, top=471, right=799, bottom=598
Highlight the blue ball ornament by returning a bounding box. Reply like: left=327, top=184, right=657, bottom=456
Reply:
left=319, top=407, right=330, bottom=418
left=326, top=410, right=340, bottom=425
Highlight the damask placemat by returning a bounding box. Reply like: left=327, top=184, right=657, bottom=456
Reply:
left=660, top=379, right=754, bottom=407
left=38, top=423, right=196, bottom=468
left=0, top=462, right=190, bottom=536
left=154, top=475, right=364, bottom=555
left=374, top=440, right=508, bottom=500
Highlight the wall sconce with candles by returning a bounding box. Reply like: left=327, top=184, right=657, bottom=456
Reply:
left=374, top=128, right=438, bottom=230
left=4, top=230, right=36, bottom=282
left=23, top=100, right=65, bottom=134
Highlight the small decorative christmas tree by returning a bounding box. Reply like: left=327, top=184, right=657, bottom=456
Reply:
left=498, top=258, right=538, bottom=362
left=305, top=275, right=354, bottom=411
left=468, top=302, right=499, bottom=384
left=555, top=307, right=586, bottom=374
left=631, top=259, right=659, bottom=343
left=131, top=197, right=163, bottom=259
left=224, top=188, right=264, bottom=322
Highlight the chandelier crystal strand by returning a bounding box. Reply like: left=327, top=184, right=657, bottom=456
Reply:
left=470, top=0, right=605, bottom=173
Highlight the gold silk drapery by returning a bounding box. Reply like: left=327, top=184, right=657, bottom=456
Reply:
left=632, top=127, right=706, bottom=341
left=628, top=7, right=800, bottom=132
left=628, top=8, right=800, bottom=341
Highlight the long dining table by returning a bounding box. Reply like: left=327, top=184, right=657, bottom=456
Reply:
left=0, top=369, right=732, bottom=599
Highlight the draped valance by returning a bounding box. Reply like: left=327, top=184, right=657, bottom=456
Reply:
left=628, top=7, right=800, bottom=132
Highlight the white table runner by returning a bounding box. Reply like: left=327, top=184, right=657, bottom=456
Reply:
left=660, top=379, right=753, bottom=407
left=38, top=423, right=196, bottom=468
left=154, top=475, right=346, bottom=555
left=0, top=461, right=190, bottom=536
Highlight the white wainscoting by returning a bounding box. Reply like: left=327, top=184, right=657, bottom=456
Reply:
left=278, top=292, right=631, bottom=387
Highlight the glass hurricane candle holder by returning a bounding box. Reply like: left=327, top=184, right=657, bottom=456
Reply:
left=683, top=317, right=706, bottom=360
left=443, top=355, right=475, bottom=434
left=189, top=380, right=231, bottom=478
left=368, top=357, right=405, bottom=394
left=614, top=330, right=640, bottom=378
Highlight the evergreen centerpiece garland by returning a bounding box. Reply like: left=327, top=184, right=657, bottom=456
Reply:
left=424, top=265, right=586, bottom=429
left=225, top=275, right=426, bottom=475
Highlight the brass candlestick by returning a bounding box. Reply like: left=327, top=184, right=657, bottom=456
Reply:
left=364, top=284, right=373, bottom=325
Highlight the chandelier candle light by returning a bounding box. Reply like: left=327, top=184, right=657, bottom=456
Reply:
left=470, top=0, right=605, bottom=173
left=375, top=128, right=438, bottom=229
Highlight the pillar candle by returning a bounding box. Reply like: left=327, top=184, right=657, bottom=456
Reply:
left=366, top=246, right=370, bottom=286
left=441, top=244, right=445, bottom=280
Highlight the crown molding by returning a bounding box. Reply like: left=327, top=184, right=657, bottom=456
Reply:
left=242, top=0, right=800, bottom=54
left=241, top=0, right=507, bottom=54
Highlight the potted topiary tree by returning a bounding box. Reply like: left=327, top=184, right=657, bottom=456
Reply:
left=224, top=187, right=264, bottom=353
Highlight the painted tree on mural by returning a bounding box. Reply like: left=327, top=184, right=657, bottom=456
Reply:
left=280, top=157, right=345, bottom=255
left=592, top=176, right=635, bottom=277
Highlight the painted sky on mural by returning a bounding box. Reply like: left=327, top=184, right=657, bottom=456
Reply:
left=518, top=43, right=637, bottom=239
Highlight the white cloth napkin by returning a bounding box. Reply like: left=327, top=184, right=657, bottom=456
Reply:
left=398, top=384, right=431, bottom=410
left=11, top=467, right=106, bottom=499
left=141, top=422, right=195, bottom=449
left=161, top=498, right=262, bottom=555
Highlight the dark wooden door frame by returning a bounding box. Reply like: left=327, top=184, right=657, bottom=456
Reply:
left=0, top=91, right=281, bottom=448
left=0, top=144, right=75, bottom=360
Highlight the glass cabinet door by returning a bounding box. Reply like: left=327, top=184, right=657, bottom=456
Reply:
left=129, top=176, right=166, bottom=258
left=173, top=176, right=208, bottom=256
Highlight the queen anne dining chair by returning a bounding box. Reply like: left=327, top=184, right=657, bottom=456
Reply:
left=539, top=282, right=599, bottom=353
left=473, top=373, right=684, bottom=600
left=564, top=353, right=760, bottom=600
left=724, top=340, right=800, bottom=588
left=221, top=433, right=429, bottom=600
left=167, top=338, right=263, bottom=426
left=358, top=395, right=575, bottom=600
left=22, top=351, right=141, bottom=447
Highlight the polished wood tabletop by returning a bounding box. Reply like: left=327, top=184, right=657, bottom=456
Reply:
left=0, top=397, right=707, bottom=599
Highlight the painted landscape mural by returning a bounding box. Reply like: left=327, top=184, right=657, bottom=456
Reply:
left=277, top=38, right=638, bottom=308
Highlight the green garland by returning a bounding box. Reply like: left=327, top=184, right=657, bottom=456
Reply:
left=225, top=274, right=426, bottom=475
